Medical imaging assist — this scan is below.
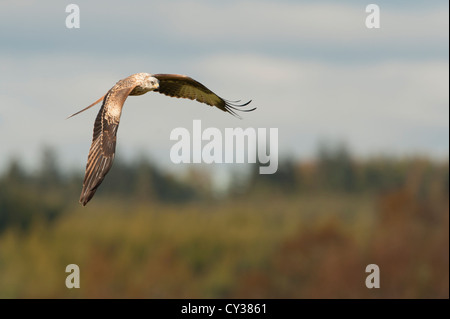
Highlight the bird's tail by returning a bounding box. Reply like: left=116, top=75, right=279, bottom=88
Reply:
left=66, top=94, right=106, bottom=119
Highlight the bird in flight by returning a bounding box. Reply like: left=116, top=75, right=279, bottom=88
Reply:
left=68, top=73, right=254, bottom=206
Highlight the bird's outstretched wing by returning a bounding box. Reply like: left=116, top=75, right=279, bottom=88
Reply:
left=79, top=84, right=137, bottom=206
left=76, top=73, right=254, bottom=206
left=153, top=74, right=255, bottom=118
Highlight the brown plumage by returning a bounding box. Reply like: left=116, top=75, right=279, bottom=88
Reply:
left=68, top=73, right=254, bottom=206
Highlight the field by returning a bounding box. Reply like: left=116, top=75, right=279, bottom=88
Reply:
left=0, top=150, right=448, bottom=298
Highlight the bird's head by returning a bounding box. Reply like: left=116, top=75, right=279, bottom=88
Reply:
left=143, top=74, right=159, bottom=90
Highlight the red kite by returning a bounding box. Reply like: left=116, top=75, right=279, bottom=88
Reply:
left=68, top=73, right=254, bottom=206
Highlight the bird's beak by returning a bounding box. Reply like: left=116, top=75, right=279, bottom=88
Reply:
left=155, top=82, right=160, bottom=89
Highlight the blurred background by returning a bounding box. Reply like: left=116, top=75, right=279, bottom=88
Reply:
left=0, top=0, right=448, bottom=298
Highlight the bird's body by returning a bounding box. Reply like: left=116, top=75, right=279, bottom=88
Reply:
left=69, top=73, right=254, bottom=206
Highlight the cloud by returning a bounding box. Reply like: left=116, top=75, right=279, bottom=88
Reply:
left=0, top=1, right=448, bottom=172
left=1, top=1, right=447, bottom=62
left=146, top=1, right=447, bottom=43
left=0, top=50, right=447, bottom=172
left=194, top=53, right=449, bottom=157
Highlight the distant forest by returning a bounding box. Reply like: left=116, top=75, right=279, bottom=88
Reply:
left=0, top=145, right=448, bottom=233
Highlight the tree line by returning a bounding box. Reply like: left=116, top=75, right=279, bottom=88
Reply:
left=0, top=145, right=448, bottom=233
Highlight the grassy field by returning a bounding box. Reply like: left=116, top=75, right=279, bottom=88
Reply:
left=0, top=188, right=447, bottom=298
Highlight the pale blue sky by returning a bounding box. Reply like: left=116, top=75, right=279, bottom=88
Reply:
left=0, top=0, right=448, bottom=174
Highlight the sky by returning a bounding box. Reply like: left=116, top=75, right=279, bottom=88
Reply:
left=0, top=0, right=448, bottom=176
